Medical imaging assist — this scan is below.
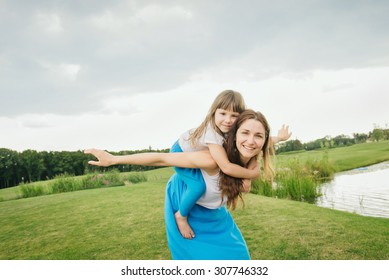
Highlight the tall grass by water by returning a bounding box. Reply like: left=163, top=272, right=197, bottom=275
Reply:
left=252, top=140, right=389, bottom=202
left=19, top=170, right=147, bottom=199
left=252, top=152, right=335, bottom=202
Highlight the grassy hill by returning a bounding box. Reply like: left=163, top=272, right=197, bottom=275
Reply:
left=276, top=140, right=389, bottom=171
left=1, top=141, right=388, bottom=260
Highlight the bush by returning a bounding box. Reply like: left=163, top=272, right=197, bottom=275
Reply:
left=252, top=155, right=333, bottom=203
left=276, top=170, right=319, bottom=202
left=15, top=170, right=148, bottom=199
left=251, top=178, right=273, bottom=197
left=51, top=174, right=82, bottom=194
left=126, top=172, right=147, bottom=184
left=81, top=170, right=124, bottom=189
left=305, top=152, right=335, bottom=180
left=20, top=184, right=45, bottom=198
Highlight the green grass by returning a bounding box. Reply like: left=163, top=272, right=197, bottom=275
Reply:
left=236, top=195, right=389, bottom=259
left=1, top=141, right=388, bottom=260
left=0, top=179, right=170, bottom=260
left=276, top=140, right=389, bottom=172
left=1, top=168, right=388, bottom=260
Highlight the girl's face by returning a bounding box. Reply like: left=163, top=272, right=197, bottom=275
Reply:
left=236, top=119, right=266, bottom=164
left=214, top=108, right=240, bottom=133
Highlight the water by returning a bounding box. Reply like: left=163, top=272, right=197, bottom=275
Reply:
left=316, top=161, right=389, bottom=218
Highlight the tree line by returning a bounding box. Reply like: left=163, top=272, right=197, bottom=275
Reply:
left=276, top=127, right=389, bottom=154
left=0, top=148, right=169, bottom=189
left=1, top=127, right=388, bottom=189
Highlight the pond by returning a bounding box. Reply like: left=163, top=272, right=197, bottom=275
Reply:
left=316, top=161, right=389, bottom=218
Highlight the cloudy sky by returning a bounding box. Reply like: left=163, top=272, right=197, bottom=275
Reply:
left=1, top=0, right=388, bottom=152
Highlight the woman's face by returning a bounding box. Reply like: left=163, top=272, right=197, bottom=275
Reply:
left=236, top=118, right=266, bottom=163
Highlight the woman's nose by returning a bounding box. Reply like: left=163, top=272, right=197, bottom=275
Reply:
left=246, top=134, right=255, bottom=143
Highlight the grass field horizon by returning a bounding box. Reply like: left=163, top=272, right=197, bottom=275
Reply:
left=1, top=141, right=388, bottom=260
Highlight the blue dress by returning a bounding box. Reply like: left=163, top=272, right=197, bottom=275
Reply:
left=164, top=173, right=250, bottom=260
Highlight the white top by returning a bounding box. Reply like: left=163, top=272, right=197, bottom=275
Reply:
left=178, top=123, right=224, bottom=152
left=196, top=170, right=227, bottom=209
left=178, top=123, right=226, bottom=209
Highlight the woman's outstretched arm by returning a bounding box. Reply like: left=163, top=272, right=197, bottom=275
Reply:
left=270, top=124, right=292, bottom=145
left=84, top=148, right=218, bottom=170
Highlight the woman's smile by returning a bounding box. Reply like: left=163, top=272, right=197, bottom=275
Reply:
left=236, top=119, right=266, bottom=163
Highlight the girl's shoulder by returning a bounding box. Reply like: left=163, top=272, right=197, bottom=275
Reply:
left=202, top=123, right=224, bottom=145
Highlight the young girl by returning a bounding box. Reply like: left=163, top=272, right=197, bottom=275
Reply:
left=171, top=90, right=290, bottom=239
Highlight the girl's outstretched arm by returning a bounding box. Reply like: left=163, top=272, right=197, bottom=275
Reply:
left=84, top=148, right=218, bottom=170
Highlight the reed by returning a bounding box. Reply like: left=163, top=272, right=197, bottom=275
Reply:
left=126, top=172, right=148, bottom=184
left=20, top=184, right=45, bottom=198
left=253, top=154, right=335, bottom=202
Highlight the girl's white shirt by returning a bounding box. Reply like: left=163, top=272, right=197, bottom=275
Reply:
left=178, top=123, right=224, bottom=152
left=197, top=169, right=227, bottom=209
left=178, top=123, right=226, bottom=209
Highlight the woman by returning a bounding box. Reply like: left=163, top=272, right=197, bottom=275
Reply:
left=85, top=109, right=274, bottom=260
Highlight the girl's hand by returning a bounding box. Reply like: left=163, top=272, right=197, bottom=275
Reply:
left=84, top=148, right=116, bottom=167
left=242, top=179, right=252, bottom=193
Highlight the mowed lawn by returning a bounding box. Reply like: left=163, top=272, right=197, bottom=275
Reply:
left=1, top=141, right=389, bottom=260
left=1, top=174, right=388, bottom=260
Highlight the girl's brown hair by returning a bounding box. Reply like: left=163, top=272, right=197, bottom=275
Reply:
left=219, top=109, right=275, bottom=210
left=189, top=90, right=246, bottom=147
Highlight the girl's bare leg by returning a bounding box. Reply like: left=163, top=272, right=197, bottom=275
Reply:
left=174, top=211, right=195, bottom=239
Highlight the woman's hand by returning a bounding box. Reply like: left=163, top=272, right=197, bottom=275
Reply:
left=277, top=124, right=292, bottom=142
left=84, top=148, right=116, bottom=167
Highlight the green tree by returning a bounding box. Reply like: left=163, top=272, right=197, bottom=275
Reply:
left=353, top=133, right=368, bottom=143
left=276, top=139, right=303, bottom=153
left=0, top=149, right=21, bottom=188
left=371, top=128, right=384, bottom=142
left=20, top=150, right=45, bottom=182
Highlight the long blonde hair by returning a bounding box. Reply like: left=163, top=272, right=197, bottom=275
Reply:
left=219, top=109, right=275, bottom=210
left=189, top=90, right=246, bottom=147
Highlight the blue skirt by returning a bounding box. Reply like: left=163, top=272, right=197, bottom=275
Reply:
left=164, top=173, right=250, bottom=260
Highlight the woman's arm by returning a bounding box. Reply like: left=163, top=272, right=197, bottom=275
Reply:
left=84, top=148, right=218, bottom=170
left=207, top=144, right=260, bottom=179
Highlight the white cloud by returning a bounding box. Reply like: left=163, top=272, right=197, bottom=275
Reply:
left=58, top=63, right=81, bottom=82
left=135, top=4, right=193, bottom=23
left=37, top=61, right=81, bottom=82
left=18, top=114, right=54, bottom=129
left=34, top=12, right=63, bottom=34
